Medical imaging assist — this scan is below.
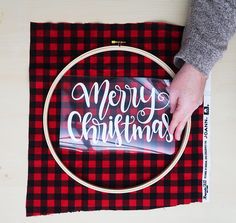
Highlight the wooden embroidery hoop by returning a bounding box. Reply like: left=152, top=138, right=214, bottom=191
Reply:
left=43, top=45, right=191, bottom=194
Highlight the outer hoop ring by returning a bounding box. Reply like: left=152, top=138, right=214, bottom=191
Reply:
left=43, top=45, right=191, bottom=194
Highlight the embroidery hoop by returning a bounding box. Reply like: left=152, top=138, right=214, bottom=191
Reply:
left=43, top=45, right=191, bottom=194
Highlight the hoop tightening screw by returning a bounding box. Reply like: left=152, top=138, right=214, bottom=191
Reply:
left=111, top=40, right=126, bottom=46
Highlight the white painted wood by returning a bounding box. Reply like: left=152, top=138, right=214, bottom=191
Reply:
left=0, top=0, right=235, bottom=222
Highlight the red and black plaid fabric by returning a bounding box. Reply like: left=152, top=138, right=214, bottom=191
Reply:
left=26, top=22, right=203, bottom=216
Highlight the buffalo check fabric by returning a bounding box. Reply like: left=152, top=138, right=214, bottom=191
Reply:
left=26, top=22, right=203, bottom=216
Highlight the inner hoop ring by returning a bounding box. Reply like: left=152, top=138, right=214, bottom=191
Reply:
left=43, top=45, right=191, bottom=194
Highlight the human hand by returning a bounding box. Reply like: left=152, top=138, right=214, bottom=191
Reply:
left=167, top=63, right=207, bottom=141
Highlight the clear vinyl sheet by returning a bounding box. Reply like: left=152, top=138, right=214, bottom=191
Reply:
left=59, top=77, right=175, bottom=154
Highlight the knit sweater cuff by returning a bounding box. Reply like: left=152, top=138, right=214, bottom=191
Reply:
left=173, top=37, right=220, bottom=76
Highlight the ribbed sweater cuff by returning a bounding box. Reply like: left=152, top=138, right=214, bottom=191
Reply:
left=174, top=37, right=220, bottom=76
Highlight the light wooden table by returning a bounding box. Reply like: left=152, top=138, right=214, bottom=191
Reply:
left=0, top=0, right=235, bottom=222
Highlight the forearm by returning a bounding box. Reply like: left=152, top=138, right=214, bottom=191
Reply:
left=174, top=0, right=236, bottom=76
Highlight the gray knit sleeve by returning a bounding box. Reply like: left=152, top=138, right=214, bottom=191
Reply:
left=174, top=0, right=236, bottom=76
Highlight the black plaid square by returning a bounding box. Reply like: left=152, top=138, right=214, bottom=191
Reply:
left=26, top=22, right=203, bottom=216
